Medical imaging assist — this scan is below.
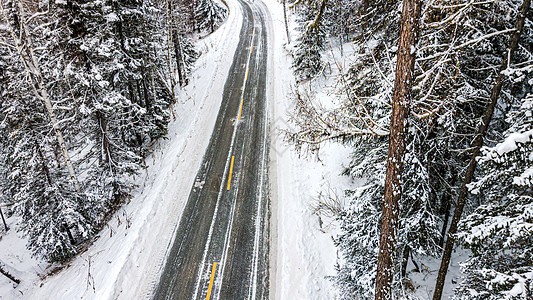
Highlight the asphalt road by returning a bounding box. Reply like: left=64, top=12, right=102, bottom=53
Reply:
left=152, top=0, right=270, bottom=299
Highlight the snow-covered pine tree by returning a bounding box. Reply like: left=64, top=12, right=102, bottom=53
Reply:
left=291, top=0, right=328, bottom=80
left=163, top=0, right=199, bottom=92
left=177, top=33, right=198, bottom=83
left=323, top=0, right=356, bottom=43
left=109, top=0, right=174, bottom=149
left=194, top=0, right=226, bottom=34
left=55, top=0, right=174, bottom=220
left=292, top=21, right=326, bottom=80
left=454, top=92, right=533, bottom=300
left=0, top=0, right=93, bottom=262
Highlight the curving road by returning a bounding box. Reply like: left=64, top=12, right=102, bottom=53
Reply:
left=152, top=0, right=270, bottom=299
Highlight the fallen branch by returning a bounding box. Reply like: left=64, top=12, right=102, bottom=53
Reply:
left=0, top=261, right=21, bottom=285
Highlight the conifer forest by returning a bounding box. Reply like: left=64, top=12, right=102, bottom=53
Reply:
left=289, top=0, right=532, bottom=298
left=0, top=0, right=532, bottom=298
left=0, top=0, right=225, bottom=262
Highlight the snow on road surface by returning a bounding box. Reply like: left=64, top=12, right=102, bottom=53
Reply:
left=2, top=0, right=243, bottom=298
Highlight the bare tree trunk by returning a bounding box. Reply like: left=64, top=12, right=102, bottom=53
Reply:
left=283, top=0, right=291, bottom=44
left=432, top=1, right=530, bottom=299
left=173, top=30, right=185, bottom=87
left=438, top=193, right=450, bottom=248
left=36, top=145, right=53, bottom=186
left=0, top=0, right=80, bottom=193
left=0, top=207, right=8, bottom=231
left=374, top=0, right=421, bottom=298
left=166, top=0, right=177, bottom=101
left=96, top=111, right=112, bottom=165
left=401, top=245, right=410, bottom=277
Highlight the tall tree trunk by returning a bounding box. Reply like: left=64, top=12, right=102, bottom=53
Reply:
left=0, top=207, right=8, bottom=231
left=374, top=0, right=421, bottom=299
left=401, top=245, right=410, bottom=277
left=173, top=30, right=185, bottom=87
left=96, top=111, right=112, bottom=165
left=283, top=0, right=291, bottom=43
left=37, top=146, right=53, bottom=185
left=142, top=71, right=151, bottom=110
left=166, top=0, right=176, bottom=100
left=0, top=0, right=81, bottom=193
left=136, top=80, right=144, bottom=107
left=432, top=0, right=530, bottom=299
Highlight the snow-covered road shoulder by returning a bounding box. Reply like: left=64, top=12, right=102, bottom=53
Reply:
left=261, top=0, right=353, bottom=299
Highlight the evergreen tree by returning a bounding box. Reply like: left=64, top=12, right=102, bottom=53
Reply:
left=292, top=22, right=326, bottom=80
left=454, top=91, right=532, bottom=299
left=195, top=0, right=226, bottom=34
left=0, top=0, right=192, bottom=263
left=292, top=0, right=328, bottom=80
left=0, top=0, right=91, bottom=262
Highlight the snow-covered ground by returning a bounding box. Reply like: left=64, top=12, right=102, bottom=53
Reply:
left=409, top=250, right=469, bottom=299
left=262, top=1, right=355, bottom=299
left=0, top=0, right=243, bottom=298
left=0, top=215, right=44, bottom=299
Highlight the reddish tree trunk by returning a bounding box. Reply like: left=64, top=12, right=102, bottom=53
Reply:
left=375, top=0, right=421, bottom=299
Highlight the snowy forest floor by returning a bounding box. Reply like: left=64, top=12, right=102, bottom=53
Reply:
left=265, top=0, right=352, bottom=298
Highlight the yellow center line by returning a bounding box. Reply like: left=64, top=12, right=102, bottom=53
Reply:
left=240, top=23, right=255, bottom=120
left=205, top=262, right=218, bottom=300
left=227, top=156, right=235, bottom=190
left=202, top=14, right=255, bottom=300
left=238, top=98, right=244, bottom=120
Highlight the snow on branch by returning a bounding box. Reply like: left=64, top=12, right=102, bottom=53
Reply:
left=285, top=87, right=388, bottom=153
